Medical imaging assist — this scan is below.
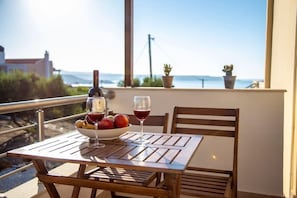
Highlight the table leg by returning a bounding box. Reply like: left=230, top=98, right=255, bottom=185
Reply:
left=71, top=164, right=86, bottom=198
left=32, top=160, right=60, bottom=198
left=163, top=173, right=181, bottom=198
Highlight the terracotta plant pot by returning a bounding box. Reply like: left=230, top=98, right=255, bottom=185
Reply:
left=162, top=76, right=174, bottom=88
left=223, top=76, right=236, bottom=89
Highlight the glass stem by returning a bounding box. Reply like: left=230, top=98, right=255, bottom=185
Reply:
left=140, top=120, right=144, bottom=139
left=94, top=122, right=99, bottom=146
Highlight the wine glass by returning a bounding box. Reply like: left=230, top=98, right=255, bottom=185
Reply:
left=133, top=96, right=151, bottom=144
left=86, top=96, right=106, bottom=148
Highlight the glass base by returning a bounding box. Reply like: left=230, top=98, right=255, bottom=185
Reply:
left=134, top=137, right=149, bottom=144
left=89, top=138, right=105, bottom=148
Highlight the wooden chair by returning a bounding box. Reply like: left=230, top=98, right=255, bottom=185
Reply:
left=127, top=113, right=169, bottom=133
left=85, top=113, right=169, bottom=198
left=171, top=106, right=239, bottom=198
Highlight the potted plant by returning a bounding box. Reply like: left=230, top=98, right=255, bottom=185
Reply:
left=162, top=64, right=174, bottom=88
left=222, top=64, right=236, bottom=89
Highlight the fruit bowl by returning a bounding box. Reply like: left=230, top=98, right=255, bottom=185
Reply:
left=76, top=125, right=131, bottom=140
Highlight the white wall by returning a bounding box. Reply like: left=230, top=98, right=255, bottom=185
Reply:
left=106, top=88, right=285, bottom=197
left=271, top=0, right=297, bottom=197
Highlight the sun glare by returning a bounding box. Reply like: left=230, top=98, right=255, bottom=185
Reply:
left=25, top=0, right=84, bottom=24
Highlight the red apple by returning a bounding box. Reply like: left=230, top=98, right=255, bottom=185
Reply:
left=114, top=114, right=129, bottom=128
left=98, top=117, right=114, bottom=129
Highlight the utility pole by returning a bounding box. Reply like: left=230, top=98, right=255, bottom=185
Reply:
left=199, top=78, right=205, bottom=88
left=201, top=78, right=205, bottom=88
left=148, top=34, right=154, bottom=79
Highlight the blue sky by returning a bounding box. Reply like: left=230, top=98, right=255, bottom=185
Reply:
left=0, top=0, right=266, bottom=79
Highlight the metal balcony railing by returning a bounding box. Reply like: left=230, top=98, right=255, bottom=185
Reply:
left=0, top=95, right=89, bottom=183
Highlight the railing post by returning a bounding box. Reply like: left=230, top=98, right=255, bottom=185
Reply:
left=36, top=109, right=45, bottom=141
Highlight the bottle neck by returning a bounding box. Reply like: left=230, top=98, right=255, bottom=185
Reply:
left=93, top=70, right=99, bottom=88
left=88, top=70, right=103, bottom=97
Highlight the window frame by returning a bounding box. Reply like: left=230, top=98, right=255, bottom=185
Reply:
left=124, top=0, right=272, bottom=88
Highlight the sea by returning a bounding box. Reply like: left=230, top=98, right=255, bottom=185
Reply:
left=60, top=71, right=262, bottom=89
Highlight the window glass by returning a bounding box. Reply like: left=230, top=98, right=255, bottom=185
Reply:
left=134, top=0, right=267, bottom=88
left=0, top=0, right=266, bottom=88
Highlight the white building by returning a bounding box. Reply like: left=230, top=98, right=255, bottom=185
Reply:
left=0, top=46, right=53, bottom=78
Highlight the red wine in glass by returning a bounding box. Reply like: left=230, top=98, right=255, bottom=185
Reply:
left=86, top=96, right=106, bottom=148
left=133, top=96, right=151, bottom=144
left=133, top=110, right=150, bottom=120
left=87, top=112, right=105, bottom=124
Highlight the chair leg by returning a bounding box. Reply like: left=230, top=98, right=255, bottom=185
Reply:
left=90, top=178, right=99, bottom=198
left=155, top=172, right=162, bottom=185
left=90, top=181, right=118, bottom=198
left=90, top=189, right=97, bottom=198
left=110, top=191, right=117, bottom=198
left=110, top=179, right=117, bottom=198
left=152, top=172, right=163, bottom=198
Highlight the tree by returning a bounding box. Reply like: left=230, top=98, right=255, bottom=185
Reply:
left=141, top=76, right=163, bottom=87
left=0, top=71, right=39, bottom=103
left=0, top=71, right=84, bottom=126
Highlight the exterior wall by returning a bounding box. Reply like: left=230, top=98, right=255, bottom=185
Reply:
left=6, top=64, right=27, bottom=72
left=25, top=59, right=53, bottom=77
left=271, top=0, right=297, bottom=197
left=0, top=51, right=4, bottom=64
left=27, top=61, right=46, bottom=77
left=0, top=49, right=53, bottom=78
left=106, top=88, right=285, bottom=197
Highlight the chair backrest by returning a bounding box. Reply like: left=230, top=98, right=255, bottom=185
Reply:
left=171, top=106, right=239, bottom=137
left=127, top=113, right=169, bottom=133
left=171, top=106, right=239, bottom=194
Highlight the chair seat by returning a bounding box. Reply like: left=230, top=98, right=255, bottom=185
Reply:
left=85, top=167, right=158, bottom=186
left=181, top=172, right=232, bottom=198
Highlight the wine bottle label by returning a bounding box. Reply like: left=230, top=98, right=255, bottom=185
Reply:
left=92, top=97, right=106, bottom=112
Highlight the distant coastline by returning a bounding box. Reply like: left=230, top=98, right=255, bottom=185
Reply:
left=60, top=71, right=263, bottom=89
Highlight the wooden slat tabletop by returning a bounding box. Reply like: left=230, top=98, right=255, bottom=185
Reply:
left=8, top=131, right=203, bottom=173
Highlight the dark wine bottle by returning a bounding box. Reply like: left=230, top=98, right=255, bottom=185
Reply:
left=88, top=70, right=104, bottom=97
